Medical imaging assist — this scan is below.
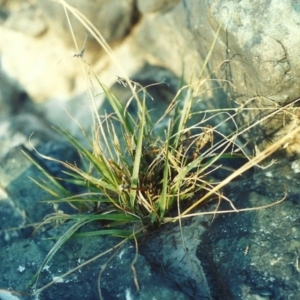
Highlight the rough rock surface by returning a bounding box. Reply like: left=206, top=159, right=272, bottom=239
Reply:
left=0, top=221, right=191, bottom=300
left=36, top=0, right=137, bottom=49
left=137, top=0, right=180, bottom=14
left=133, top=0, right=300, bottom=152
left=140, top=218, right=211, bottom=299
left=197, top=157, right=300, bottom=300
left=0, top=67, right=25, bottom=118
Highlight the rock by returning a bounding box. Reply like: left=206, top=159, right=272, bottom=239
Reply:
left=0, top=25, right=86, bottom=102
left=0, top=65, right=27, bottom=118
left=133, top=1, right=225, bottom=102
left=133, top=0, right=300, bottom=152
left=4, top=3, right=48, bottom=37
left=0, top=184, right=26, bottom=245
left=0, top=0, right=22, bottom=14
left=207, top=0, right=299, bottom=103
left=100, top=64, right=179, bottom=123
left=0, top=221, right=192, bottom=300
left=0, top=2, right=89, bottom=102
left=35, top=64, right=180, bottom=148
left=36, top=0, right=137, bottom=49
left=0, top=0, right=138, bottom=102
left=197, top=157, right=300, bottom=299
left=205, top=0, right=300, bottom=152
left=0, top=112, right=62, bottom=159
left=140, top=219, right=211, bottom=299
left=0, top=109, right=83, bottom=247
left=137, top=0, right=181, bottom=14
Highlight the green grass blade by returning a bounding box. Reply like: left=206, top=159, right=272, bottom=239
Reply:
left=73, top=229, right=135, bottom=238
left=54, top=126, right=118, bottom=187
left=169, top=87, right=194, bottom=150
left=60, top=212, right=140, bottom=223
left=172, top=155, right=204, bottom=190
left=129, top=98, right=145, bottom=209
left=94, top=76, right=135, bottom=135
left=22, top=150, right=71, bottom=198
left=195, top=22, right=222, bottom=94
left=28, top=177, right=61, bottom=198
left=158, top=121, right=171, bottom=219
left=31, top=219, right=90, bottom=287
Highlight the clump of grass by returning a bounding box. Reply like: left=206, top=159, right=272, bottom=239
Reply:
left=25, top=78, right=241, bottom=236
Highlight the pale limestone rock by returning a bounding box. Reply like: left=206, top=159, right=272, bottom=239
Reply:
left=137, top=0, right=180, bottom=13
left=133, top=0, right=300, bottom=152
left=0, top=0, right=137, bottom=102
left=36, top=0, right=136, bottom=48
left=4, top=4, right=48, bottom=37
left=0, top=26, right=86, bottom=102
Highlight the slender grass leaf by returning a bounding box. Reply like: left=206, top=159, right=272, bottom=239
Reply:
left=53, top=126, right=118, bottom=186
left=22, top=150, right=71, bottom=198
left=129, top=98, right=145, bottom=208
left=172, top=88, right=194, bottom=149
left=60, top=212, right=140, bottom=223
left=196, top=22, right=223, bottom=91
left=94, top=77, right=135, bottom=136
left=31, top=219, right=90, bottom=287
left=158, top=121, right=171, bottom=219
left=28, top=177, right=61, bottom=198
left=73, top=229, right=136, bottom=238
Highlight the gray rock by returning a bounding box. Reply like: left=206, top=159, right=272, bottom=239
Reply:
left=0, top=109, right=73, bottom=159
left=134, top=1, right=225, bottom=102
left=0, top=221, right=192, bottom=300
left=36, top=0, right=136, bottom=48
left=207, top=0, right=299, bottom=103
left=4, top=4, right=47, bottom=37
left=140, top=219, right=211, bottom=299
left=197, top=157, right=300, bottom=299
left=0, top=109, right=84, bottom=247
left=205, top=0, right=300, bottom=152
left=133, top=0, right=300, bottom=152
left=137, top=0, right=180, bottom=14
left=0, top=2, right=93, bottom=102
left=0, top=186, right=26, bottom=245
left=0, top=65, right=26, bottom=118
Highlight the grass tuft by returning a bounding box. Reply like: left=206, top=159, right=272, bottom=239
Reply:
left=26, top=79, right=243, bottom=233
